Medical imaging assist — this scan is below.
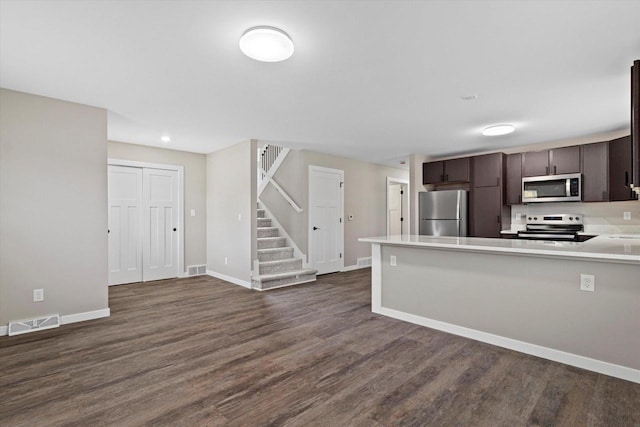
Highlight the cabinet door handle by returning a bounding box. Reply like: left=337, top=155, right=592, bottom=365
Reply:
left=518, top=194, right=521, bottom=204
left=496, top=215, right=501, bottom=224
left=445, top=174, right=449, bottom=181
left=554, top=165, right=557, bottom=175
left=625, top=171, right=629, bottom=187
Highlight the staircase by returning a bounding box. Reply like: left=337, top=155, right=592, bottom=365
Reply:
left=252, top=208, right=317, bottom=290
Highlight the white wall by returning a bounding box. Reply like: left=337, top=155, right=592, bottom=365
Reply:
left=107, top=141, right=207, bottom=268
left=260, top=149, right=409, bottom=267
left=0, top=89, right=109, bottom=326
left=206, top=140, right=256, bottom=283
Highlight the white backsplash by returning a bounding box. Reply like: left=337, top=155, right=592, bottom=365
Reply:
left=510, top=200, right=640, bottom=235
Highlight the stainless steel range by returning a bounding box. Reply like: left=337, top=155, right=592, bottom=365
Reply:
left=517, top=214, right=584, bottom=241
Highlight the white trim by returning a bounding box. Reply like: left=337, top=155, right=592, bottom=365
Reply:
left=309, top=165, right=345, bottom=274
left=386, top=177, right=410, bottom=237
left=258, top=147, right=290, bottom=196
left=341, top=263, right=371, bottom=272
left=1, top=309, right=111, bottom=336
left=371, top=243, right=382, bottom=311
left=107, top=158, right=185, bottom=278
left=260, top=170, right=303, bottom=214
left=207, top=270, right=252, bottom=288
left=254, top=278, right=316, bottom=291
left=258, top=202, right=307, bottom=266
left=374, top=306, right=640, bottom=384
left=61, top=308, right=111, bottom=325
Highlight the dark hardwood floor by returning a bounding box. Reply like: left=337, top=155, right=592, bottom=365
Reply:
left=1, top=269, right=639, bottom=426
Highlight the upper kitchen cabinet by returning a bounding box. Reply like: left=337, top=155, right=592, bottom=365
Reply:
left=581, top=142, right=609, bottom=202
left=609, top=136, right=637, bottom=201
left=422, top=157, right=470, bottom=185
left=506, top=153, right=523, bottom=205
left=522, top=146, right=581, bottom=177
left=472, top=153, right=504, bottom=188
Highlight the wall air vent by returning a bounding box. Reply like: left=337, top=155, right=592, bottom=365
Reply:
left=8, top=314, right=60, bottom=336
left=187, top=265, right=207, bottom=276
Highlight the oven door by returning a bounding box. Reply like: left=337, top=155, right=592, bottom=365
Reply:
left=516, top=231, right=578, bottom=241
left=522, top=173, right=581, bottom=203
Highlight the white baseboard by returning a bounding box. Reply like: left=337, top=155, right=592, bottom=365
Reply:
left=341, top=263, right=371, bottom=272
left=61, top=308, right=111, bottom=325
left=0, top=308, right=110, bottom=337
left=375, top=306, right=640, bottom=384
left=207, top=270, right=252, bottom=289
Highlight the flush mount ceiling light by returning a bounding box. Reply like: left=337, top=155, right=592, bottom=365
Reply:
left=239, top=26, right=294, bottom=62
left=482, top=124, right=515, bottom=136
left=161, top=135, right=171, bottom=143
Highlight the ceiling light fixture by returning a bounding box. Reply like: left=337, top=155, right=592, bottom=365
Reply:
left=482, top=124, right=515, bottom=136
left=239, top=26, right=294, bottom=62
left=161, top=135, right=171, bottom=143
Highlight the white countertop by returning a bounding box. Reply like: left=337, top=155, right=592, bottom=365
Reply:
left=359, top=234, right=640, bottom=264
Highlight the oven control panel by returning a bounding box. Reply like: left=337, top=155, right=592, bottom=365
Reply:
left=526, top=214, right=582, bottom=225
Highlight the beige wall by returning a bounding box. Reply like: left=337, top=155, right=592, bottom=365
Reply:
left=0, top=89, right=109, bottom=325
left=261, top=149, right=409, bottom=267
left=107, top=141, right=207, bottom=268
left=380, top=245, right=640, bottom=371
left=206, top=140, right=256, bottom=283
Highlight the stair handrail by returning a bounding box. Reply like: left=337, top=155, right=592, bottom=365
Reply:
left=258, top=167, right=303, bottom=213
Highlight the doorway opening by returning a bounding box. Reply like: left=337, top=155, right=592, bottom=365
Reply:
left=387, top=177, right=409, bottom=236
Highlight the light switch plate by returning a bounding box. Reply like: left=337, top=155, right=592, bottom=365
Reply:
left=190, top=209, right=196, bottom=217
left=33, top=289, right=44, bottom=302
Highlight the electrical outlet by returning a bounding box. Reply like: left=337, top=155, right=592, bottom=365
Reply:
left=224, top=257, right=228, bottom=265
left=623, top=212, right=631, bottom=220
left=190, top=209, right=196, bottom=217
left=515, top=213, right=522, bottom=221
left=580, top=274, right=595, bottom=292
left=33, top=289, right=44, bottom=302
left=390, top=255, right=397, bottom=266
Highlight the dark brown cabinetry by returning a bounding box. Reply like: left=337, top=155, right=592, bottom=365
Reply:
left=522, top=146, right=581, bottom=177
left=632, top=60, right=639, bottom=191
left=609, top=136, right=637, bottom=201
left=506, top=153, right=523, bottom=205
left=581, top=142, right=609, bottom=202
left=422, top=157, right=470, bottom=184
left=470, top=153, right=507, bottom=238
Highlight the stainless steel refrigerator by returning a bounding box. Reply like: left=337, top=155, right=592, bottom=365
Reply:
left=419, top=190, right=468, bottom=237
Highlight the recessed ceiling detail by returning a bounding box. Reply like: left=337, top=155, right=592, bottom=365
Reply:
left=482, top=124, right=515, bottom=136
left=239, top=26, right=294, bottom=62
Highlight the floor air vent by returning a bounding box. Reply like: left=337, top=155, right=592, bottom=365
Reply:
left=8, top=315, right=60, bottom=336
left=187, top=265, right=207, bottom=276
left=357, top=257, right=372, bottom=267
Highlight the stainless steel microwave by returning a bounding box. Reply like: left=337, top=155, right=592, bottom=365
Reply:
left=522, top=173, right=581, bottom=203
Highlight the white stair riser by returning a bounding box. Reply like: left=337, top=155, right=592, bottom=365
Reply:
left=257, top=228, right=279, bottom=238
left=258, top=248, right=294, bottom=261
left=257, top=238, right=286, bottom=249
left=259, top=259, right=303, bottom=274
left=252, top=273, right=316, bottom=291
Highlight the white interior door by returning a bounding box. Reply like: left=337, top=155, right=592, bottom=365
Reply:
left=309, top=166, right=344, bottom=275
left=108, top=166, right=143, bottom=285
left=142, top=168, right=179, bottom=281
left=389, top=184, right=402, bottom=235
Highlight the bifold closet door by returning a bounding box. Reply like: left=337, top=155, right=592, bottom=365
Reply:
left=142, top=168, right=179, bottom=281
left=108, top=166, right=143, bottom=285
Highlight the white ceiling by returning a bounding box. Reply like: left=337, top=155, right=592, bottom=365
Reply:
left=1, top=1, right=639, bottom=166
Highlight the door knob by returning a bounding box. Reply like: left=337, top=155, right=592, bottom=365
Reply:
left=173, top=228, right=177, bottom=231
left=313, top=226, right=320, bottom=230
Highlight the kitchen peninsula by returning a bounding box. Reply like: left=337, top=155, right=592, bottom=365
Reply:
left=359, top=234, right=640, bottom=383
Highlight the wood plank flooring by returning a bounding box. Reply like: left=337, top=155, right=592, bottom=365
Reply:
left=1, top=269, right=638, bottom=426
